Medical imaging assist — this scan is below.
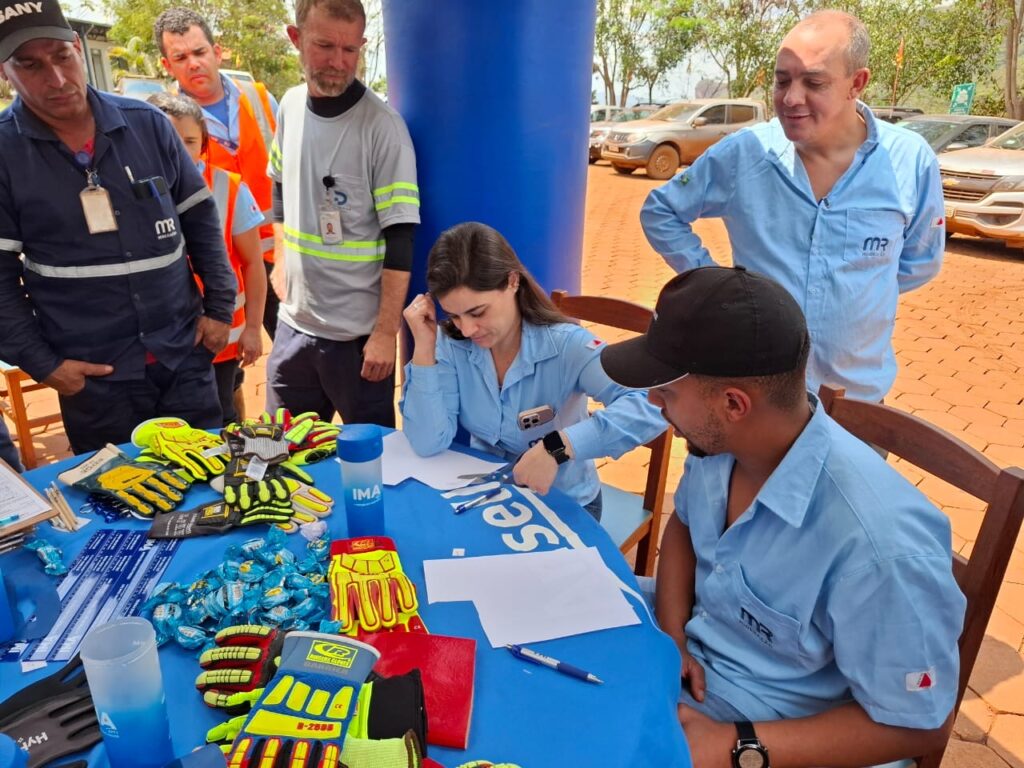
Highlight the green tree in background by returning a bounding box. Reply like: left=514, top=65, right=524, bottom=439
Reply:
left=108, top=35, right=159, bottom=80
left=634, top=0, right=702, bottom=103
left=595, top=0, right=700, bottom=105
left=815, top=0, right=999, bottom=107
left=692, top=0, right=800, bottom=99
left=103, top=0, right=300, bottom=98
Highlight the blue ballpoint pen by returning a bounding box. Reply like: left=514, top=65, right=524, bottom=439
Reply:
left=506, top=644, right=604, bottom=684
left=454, top=487, right=503, bottom=514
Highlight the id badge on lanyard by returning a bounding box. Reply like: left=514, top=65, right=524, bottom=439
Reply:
left=319, top=174, right=342, bottom=245
left=80, top=168, right=118, bottom=234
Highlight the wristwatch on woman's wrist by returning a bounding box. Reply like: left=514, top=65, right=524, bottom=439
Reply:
left=732, top=721, right=769, bottom=768
left=542, top=431, right=570, bottom=464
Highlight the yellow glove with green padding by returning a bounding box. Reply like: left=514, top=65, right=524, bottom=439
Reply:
left=131, top=416, right=229, bottom=481
left=58, top=443, right=191, bottom=519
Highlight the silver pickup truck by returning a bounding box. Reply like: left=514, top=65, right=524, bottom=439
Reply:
left=601, top=98, right=766, bottom=180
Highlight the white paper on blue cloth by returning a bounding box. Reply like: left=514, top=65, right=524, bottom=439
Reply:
left=423, top=546, right=641, bottom=647
left=381, top=431, right=505, bottom=490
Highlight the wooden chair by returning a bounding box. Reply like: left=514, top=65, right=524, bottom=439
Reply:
left=551, top=290, right=672, bottom=577
left=818, top=384, right=1024, bottom=768
left=0, top=362, right=63, bottom=470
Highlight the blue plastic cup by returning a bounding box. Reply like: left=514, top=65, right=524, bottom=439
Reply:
left=80, top=618, right=175, bottom=768
left=336, top=424, right=385, bottom=537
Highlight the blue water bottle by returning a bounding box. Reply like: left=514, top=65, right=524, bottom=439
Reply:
left=336, top=425, right=385, bottom=537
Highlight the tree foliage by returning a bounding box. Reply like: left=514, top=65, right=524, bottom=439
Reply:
left=102, top=0, right=300, bottom=98
left=692, top=0, right=800, bottom=99
left=108, top=35, right=158, bottom=81
left=594, top=0, right=699, bottom=105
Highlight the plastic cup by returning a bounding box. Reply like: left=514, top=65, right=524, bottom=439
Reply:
left=336, top=424, right=385, bottom=537
left=79, top=617, right=175, bottom=768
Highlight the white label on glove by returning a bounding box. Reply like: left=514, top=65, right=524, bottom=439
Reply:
left=246, top=456, right=269, bottom=481
left=202, top=444, right=229, bottom=458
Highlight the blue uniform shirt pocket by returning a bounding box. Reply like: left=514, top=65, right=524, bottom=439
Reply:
left=843, top=209, right=906, bottom=269
left=730, top=566, right=807, bottom=663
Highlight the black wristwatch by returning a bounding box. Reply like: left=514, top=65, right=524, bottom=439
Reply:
left=732, top=721, right=769, bottom=768
left=542, top=431, right=570, bottom=465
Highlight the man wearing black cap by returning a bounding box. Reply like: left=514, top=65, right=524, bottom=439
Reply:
left=602, top=266, right=964, bottom=768
left=0, top=0, right=236, bottom=453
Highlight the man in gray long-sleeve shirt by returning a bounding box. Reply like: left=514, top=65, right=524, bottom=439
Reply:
left=0, top=0, right=236, bottom=453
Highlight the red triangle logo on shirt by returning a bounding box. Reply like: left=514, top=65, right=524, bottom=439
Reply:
left=919, top=672, right=932, bottom=688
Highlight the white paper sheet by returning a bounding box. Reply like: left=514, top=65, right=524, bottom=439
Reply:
left=0, top=460, right=49, bottom=527
left=423, top=547, right=641, bottom=647
left=381, top=431, right=505, bottom=490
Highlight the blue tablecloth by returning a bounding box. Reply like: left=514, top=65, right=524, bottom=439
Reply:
left=1, top=442, right=690, bottom=767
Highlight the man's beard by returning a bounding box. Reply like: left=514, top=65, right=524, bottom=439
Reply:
left=308, top=68, right=353, bottom=97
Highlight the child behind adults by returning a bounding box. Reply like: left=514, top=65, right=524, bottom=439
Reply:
left=148, top=93, right=267, bottom=424
left=400, top=221, right=666, bottom=520
left=600, top=266, right=966, bottom=768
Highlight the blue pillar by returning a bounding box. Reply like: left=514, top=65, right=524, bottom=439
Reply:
left=382, top=0, right=596, bottom=307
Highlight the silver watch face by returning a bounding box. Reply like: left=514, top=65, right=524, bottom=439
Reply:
left=737, top=746, right=766, bottom=768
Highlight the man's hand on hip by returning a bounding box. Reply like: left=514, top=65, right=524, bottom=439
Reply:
left=43, top=359, right=114, bottom=396
left=360, top=329, right=396, bottom=382
left=195, top=316, right=231, bottom=355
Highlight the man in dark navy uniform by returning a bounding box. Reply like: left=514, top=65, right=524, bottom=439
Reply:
left=0, top=0, right=236, bottom=453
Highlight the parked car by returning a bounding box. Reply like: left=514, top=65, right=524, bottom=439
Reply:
left=898, top=114, right=1019, bottom=154
left=600, top=98, right=766, bottom=179
left=589, top=106, right=660, bottom=163
left=939, top=122, right=1024, bottom=248
left=869, top=105, right=924, bottom=123
left=590, top=105, right=624, bottom=123
left=115, top=75, right=169, bottom=101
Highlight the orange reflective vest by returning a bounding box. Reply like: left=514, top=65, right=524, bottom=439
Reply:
left=202, top=162, right=247, bottom=364
left=206, top=79, right=277, bottom=263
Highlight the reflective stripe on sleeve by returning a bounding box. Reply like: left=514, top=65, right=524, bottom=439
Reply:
left=282, top=225, right=384, bottom=262
left=0, top=238, right=23, bottom=252
left=22, top=241, right=185, bottom=278
left=235, top=291, right=246, bottom=310
left=372, top=182, right=419, bottom=211
left=228, top=324, right=244, bottom=343
left=176, top=186, right=213, bottom=215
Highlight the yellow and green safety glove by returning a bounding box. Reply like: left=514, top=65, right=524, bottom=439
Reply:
left=225, top=477, right=293, bottom=528
left=131, top=417, right=229, bottom=482
left=222, top=631, right=380, bottom=768
left=57, top=443, right=191, bottom=519
left=278, top=479, right=334, bottom=533
left=329, top=537, right=427, bottom=638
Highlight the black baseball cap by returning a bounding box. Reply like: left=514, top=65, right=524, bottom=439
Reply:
left=0, top=0, right=75, bottom=62
left=601, top=266, right=809, bottom=388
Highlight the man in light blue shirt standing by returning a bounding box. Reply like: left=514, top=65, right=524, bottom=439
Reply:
left=641, top=10, right=944, bottom=402
left=601, top=266, right=965, bottom=768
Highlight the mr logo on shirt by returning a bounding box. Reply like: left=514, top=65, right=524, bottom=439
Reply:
left=154, top=218, right=177, bottom=239
left=740, top=607, right=774, bottom=647
left=861, top=236, right=890, bottom=258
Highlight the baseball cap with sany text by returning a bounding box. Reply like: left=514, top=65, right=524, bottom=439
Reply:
left=600, top=266, right=810, bottom=389
left=0, top=0, right=75, bottom=62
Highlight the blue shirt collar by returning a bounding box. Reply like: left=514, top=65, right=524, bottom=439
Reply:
left=464, top=321, right=560, bottom=388
left=751, top=393, right=831, bottom=528
left=11, top=86, right=125, bottom=141
left=765, top=100, right=879, bottom=163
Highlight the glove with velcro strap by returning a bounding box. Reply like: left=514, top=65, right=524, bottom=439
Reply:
left=221, top=631, right=382, bottom=766
left=329, top=537, right=427, bottom=637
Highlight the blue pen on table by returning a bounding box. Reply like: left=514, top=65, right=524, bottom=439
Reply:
left=506, top=643, right=604, bottom=684
left=0, top=515, right=20, bottom=527
left=453, top=487, right=503, bottom=515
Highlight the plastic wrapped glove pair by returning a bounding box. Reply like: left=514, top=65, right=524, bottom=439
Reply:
left=58, top=444, right=190, bottom=519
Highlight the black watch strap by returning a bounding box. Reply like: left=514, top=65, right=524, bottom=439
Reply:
left=542, top=431, right=569, bottom=465
left=735, top=721, right=757, bottom=741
